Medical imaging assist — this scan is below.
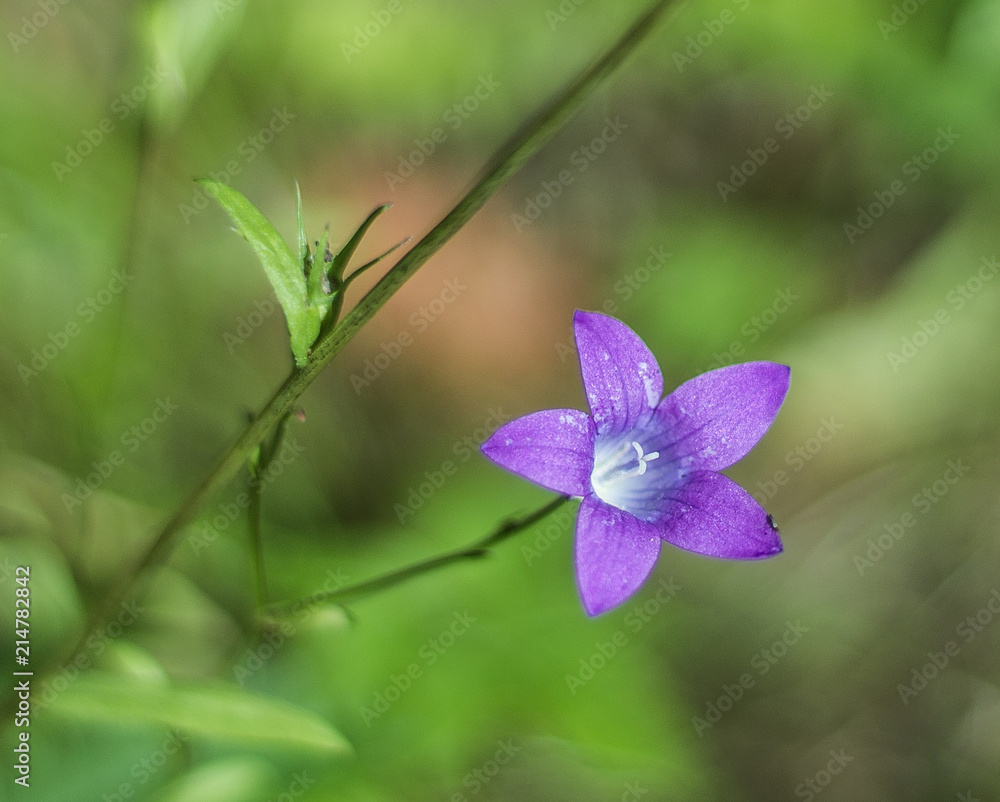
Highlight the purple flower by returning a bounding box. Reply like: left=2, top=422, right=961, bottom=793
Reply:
left=481, top=311, right=790, bottom=616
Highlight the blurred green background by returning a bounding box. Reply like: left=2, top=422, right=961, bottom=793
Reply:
left=2, top=0, right=1000, bottom=799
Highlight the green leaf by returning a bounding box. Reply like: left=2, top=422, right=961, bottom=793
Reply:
left=151, top=758, right=278, bottom=802
left=199, top=179, right=319, bottom=366
left=144, top=0, right=243, bottom=135
left=307, top=224, right=333, bottom=314
left=295, top=180, right=307, bottom=268
left=329, top=203, right=392, bottom=280
left=50, top=672, right=352, bottom=755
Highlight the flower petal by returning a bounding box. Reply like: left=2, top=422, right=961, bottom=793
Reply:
left=653, top=362, right=790, bottom=471
left=653, top=471, right=782, bottom=559
left=575, top=495, right=661, bottom=616
left=574, top=311, right=663, bottom=437
left=481, top=409, right=596, bottom=496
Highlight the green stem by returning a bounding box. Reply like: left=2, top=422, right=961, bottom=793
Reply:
left=305, top=0, right=679, bottom=382
left=99, top=117, right=151, bottom=400
left=266, top=496, right=571, bottom=615
left=75, top=370, right=302, bottom=651
left=247, top=413, right=290, bottom=612
left=247, top=484, right=267, bottom=610
left=60, top=0, right=679, bottom=667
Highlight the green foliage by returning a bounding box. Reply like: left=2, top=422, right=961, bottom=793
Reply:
left=50, top=672, right=352, bottom=754
left=199, top=179, right=323, bottom=366
left=4, top=0, right=1000, bottom=799
left=151, top=757, right=278, bottom=802
left=199, top=181, right=399, bottom=366
left=143, top=0, right=243, bottom=134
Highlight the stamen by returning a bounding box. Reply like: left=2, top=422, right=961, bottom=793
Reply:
left=606, top=439, right=635, bottom=463
left=591, top=439, right=637, bottom=485
left=631, top=441, right=659, bottom=475
left=593, top=439, right=661, bottom=485
left=590, top=434, right=676, bottom=520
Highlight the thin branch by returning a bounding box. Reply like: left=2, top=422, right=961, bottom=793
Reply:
left=247, top=483, right=267, bottom=609
left=266, top=495, right=572, bottom=614
left=329, top=203, right=393, bottom=279
left=247, top=412, right=292, bottom=612
left=343, top=236, right=413, bottom=287
left=59, top=0, right=680, bottom=670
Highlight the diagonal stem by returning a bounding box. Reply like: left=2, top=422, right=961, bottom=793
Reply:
left=61, top=0, right=681, bottom=669
left=247, top=411, right=293, bottom=615
left=265, top=496, right=572, bottom=615
left=247, top=481, right=267, bottom=609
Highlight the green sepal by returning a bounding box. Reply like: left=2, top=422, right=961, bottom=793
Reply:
left=49, top=672, right=352, bottom=754
left=199, top=179, right=319, bottom=367
left=295, top=180, right=308, bottom=268
left=307, top=225, right=337, bottom=323
left=329, top=204, right=392, bottom=282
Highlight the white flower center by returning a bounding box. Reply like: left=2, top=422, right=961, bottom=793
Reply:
left=590, top=437, right=661, bottom=510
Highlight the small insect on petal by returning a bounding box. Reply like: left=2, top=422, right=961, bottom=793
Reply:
left=480, top=310, right=790, bottom=616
